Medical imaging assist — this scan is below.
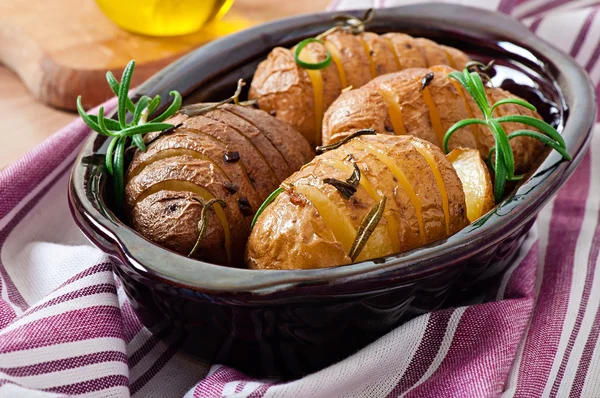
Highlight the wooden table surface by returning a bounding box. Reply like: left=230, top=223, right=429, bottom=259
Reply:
left=0, top=0, right=329, bottom=169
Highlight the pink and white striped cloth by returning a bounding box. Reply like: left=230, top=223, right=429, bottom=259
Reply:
left=0, top=0, right=599, bottom=396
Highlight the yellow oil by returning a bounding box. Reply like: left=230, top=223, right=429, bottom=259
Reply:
left=95, top=0, right=235, bottom=36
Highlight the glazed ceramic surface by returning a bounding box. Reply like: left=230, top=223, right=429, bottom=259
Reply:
left=69, top=4, right=596, bottom=377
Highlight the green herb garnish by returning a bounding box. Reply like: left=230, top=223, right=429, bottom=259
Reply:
left=316, top=129, right=376, bottom=154
left=77, top=60, right=182, bottom=207
left=323, top=161, right=361, bottom=199
left=294, top=38, right=332, bottom=70
left=443, top=67, right=571, bottom=203
left=293, top=9, right=374, bottom=71
left=250, top=187, right=284, bottom=229
left=349, top=196, right=386, bottom=261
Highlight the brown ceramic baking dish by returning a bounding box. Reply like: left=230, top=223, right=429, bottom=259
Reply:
left=68, top=3, right=596, bottom=378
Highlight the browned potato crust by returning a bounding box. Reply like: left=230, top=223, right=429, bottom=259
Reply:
left=222, top=104, right=314, bottom=171
left=125, top=105, right=314, bottom=266
left=202, top=108, right=292, bottom=182
left=131, top=190, right=228, bottom=265
left=247, top=134, right=468, bottom=270
left=382, top=33, right=428, bottom=69
left=249, top=31, right=471, bottom=146
left=127, top=155, right=249, bottom=265
left=165, top=113, right=280, bottom=199
left=128, top=131, right=262, bottom=211
left=250, top=48, right=316, bottom=143
left=322, top=66, right=545, bottom=174
left=246, top=190, right=351, bottom=270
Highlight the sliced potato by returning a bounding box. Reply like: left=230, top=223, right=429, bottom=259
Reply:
left=322, top=65, right=546, bottom=174
left=125, top=105, right=314, bottom=266
left=447, top=148, right=495, bottom=222
left=250, top=31, right=471, bottom=145
left=247, top=134, right=469, bottom=270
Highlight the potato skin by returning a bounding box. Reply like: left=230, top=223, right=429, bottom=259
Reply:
left=249, top=31, right=471, bottom=146
left=246, top=190, right=351, bottom=270
left=247, top=134, right=468, bottom=270
left=125, top=105, right=314, bottom=266
left=131, top=190, right=228, bottom=265
left=322, top=66, right=546, bottom=174
left=250, top=47, right=316, bottom=143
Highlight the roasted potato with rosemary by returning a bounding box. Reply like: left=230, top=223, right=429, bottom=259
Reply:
left=246, top=133, right=471, bottom=270
left=249, top=29, right=471, bottom=146
left=322, top=65, right=545, bottom=174
left=124, top=103, right=314, bottom=266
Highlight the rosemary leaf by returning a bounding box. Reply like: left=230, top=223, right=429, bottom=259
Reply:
left=316, top=129, right=376, bottom=154
left=106, top=71, right=136, bottom=112
left=323, top=178, right=357, bottom=199
left=118, top=123, right=174, bottom=137
left=88, top=115, right=121, bottom=131
left=97, top=106, right=116, bottom=137
left=112, top=137, right=127, bottom=208
left=491, top=98, right=536, bottom=113
left=132, top=96, right=151, bottom=125
left=104, top=137, right=119, bottom=176
left=117, top=60, right=136, bottom=129
left=346, top=161, right=361, bottom=186
left=251, top=187, right=284, bottom=229
left=150, top=91, right=183, bottom=123
left=349, top=196, right=386, bottom=261
left=442, top=119, right=487, bottom=153
left=180, top=80, right=247, bottom=117
left=147, top=95, right=162, bottom=115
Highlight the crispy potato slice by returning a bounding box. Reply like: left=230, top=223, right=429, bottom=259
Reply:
left=447, top=148, right=495, bottom=222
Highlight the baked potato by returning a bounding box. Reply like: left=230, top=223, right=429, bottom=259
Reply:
left=246, top=134, right=473, bottom=270
left=249, top=31, right=471, bottom=146
left=322, top=65, right=545, bottom=174
left=124, top=104, right=314, bottom=266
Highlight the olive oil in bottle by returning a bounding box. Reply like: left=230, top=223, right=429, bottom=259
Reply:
left=95, top=0, right=235, bottom=36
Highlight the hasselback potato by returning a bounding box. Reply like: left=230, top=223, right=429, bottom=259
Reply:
left=249, top=31, right=471, bottom=146
left=125, top=104, right=314, bottom=266
left=247, top=134, right=479, bottom=270
left=322, top=65, right=545, bottom=174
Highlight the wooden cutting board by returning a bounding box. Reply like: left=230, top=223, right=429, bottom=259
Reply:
left=0, top=0, right=328, bottom=111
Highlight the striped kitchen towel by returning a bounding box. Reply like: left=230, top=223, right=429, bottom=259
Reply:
left=0, top=0, right=599, bottom=396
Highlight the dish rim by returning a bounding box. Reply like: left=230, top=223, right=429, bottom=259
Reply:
left=68, top=3, right=597, bottom=295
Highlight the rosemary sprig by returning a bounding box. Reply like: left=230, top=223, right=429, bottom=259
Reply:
left=77, top=60, right=182, bottom=207
left=349, top=196, right=386, bottom=261
left=180, top=79, right=256, bottom=117
left=443, top=67, right=571, bottom=203
left=250, top=187, right=284, bottom=229
left=323, top=161, right=361, bottom=199
left=294, top=9, right=374, bottom=70
left=188, top=198, right=227, bottom=258
left=316, top=129, right=376, bottom=154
